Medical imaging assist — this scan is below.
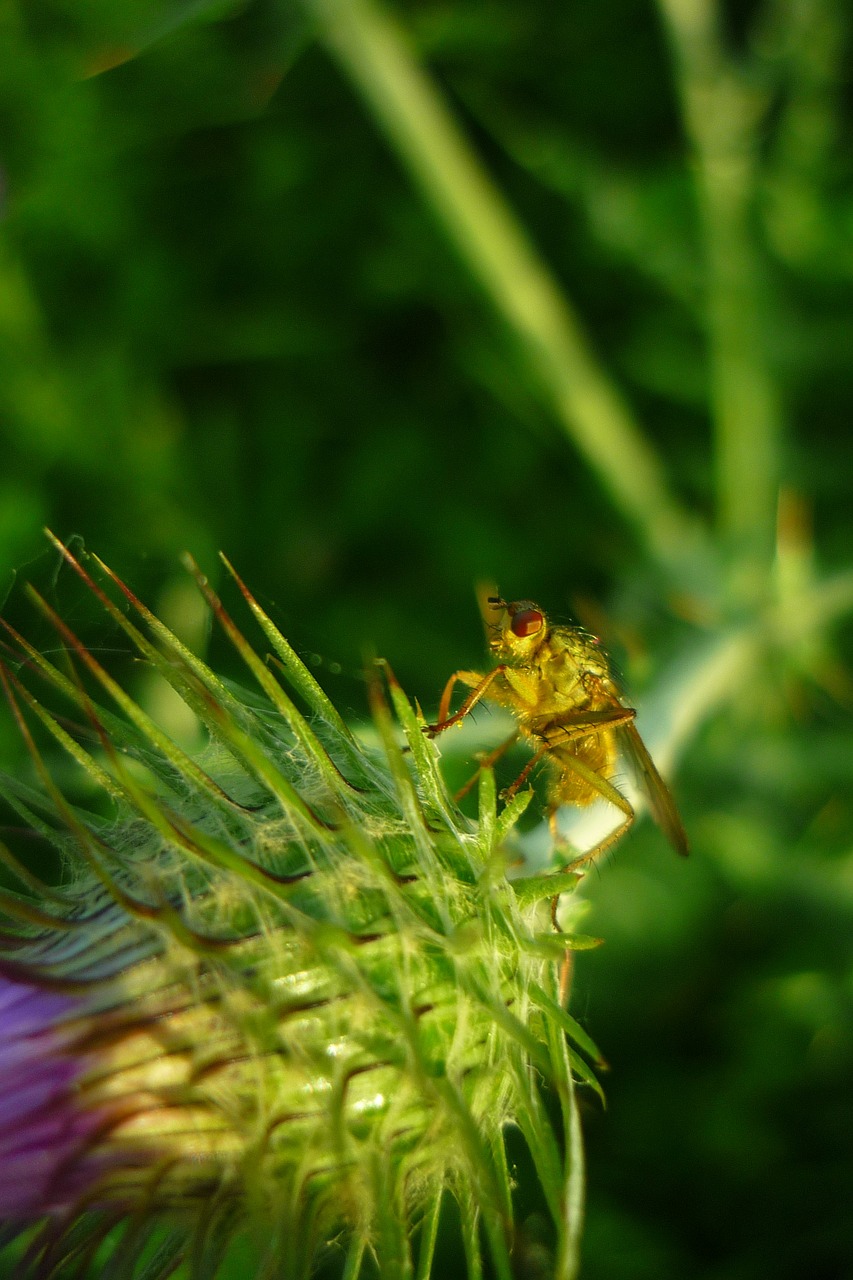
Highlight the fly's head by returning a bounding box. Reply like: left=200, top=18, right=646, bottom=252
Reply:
left=485, top=597, right=548, bottom=664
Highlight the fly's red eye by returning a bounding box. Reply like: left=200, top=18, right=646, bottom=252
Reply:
left=510, top=608, right=543, bottom=638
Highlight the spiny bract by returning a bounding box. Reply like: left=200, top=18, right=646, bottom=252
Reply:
left=0, top=539, right=598, bottom=1280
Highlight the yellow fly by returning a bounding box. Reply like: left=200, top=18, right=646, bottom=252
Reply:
left=426, top=592, right=688, bottom=866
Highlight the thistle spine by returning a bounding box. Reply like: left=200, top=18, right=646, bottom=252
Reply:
left=0, top=542, right=596, bottom=1280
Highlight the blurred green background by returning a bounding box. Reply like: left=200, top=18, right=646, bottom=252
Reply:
left=1, top=0, right=852, bottom=1277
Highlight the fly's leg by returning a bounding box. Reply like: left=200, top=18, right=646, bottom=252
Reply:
left=500, top=705, right=636, bottom=803
left=539, top=733, right=636, bottom=1010
left=501, top=739, right=549, bottom=800
left=454, top=729, right=520, bottom=802
left=438, top=669, right=481, bottom=726
left=546, top=765, right=635, bottom=1009
left=532, top=704, right=637, bottom=742
left=549, top=749, right=636, bottom=865
left=425, top=665, right=507, bottom=735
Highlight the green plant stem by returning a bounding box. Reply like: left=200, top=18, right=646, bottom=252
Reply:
left=657, top=0, right=782, bottom=585
left=641, top=569, right=853, bottom=776
left=755, top=0, right=849, bottom=278
left=302, top=0, right=705, bottom=576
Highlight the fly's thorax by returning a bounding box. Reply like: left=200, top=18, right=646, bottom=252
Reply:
left=549, top=626, right=611, bottom=676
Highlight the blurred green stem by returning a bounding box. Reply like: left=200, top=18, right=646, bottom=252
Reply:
left=657, top=0, right=782, bottom=588
left=302, top=0, right=706, bottom=577
left=644, top=568, right=853, bottom=775
left=760, top=0, right=848, bottom=272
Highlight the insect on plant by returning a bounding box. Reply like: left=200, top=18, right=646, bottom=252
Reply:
left=425, top=592, right=689, bottom=868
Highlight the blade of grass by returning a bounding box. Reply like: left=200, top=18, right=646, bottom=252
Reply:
left=656, top=0, right=781, bottom=585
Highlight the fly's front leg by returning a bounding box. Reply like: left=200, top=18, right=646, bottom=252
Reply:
left=425, top=666, right=506, bottom=735
left=437, top=670, right=481, bottom=726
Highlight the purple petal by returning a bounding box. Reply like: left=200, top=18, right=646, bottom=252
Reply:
left=0, top=976, right=106, bottom=1216
left=0, top=982, right=79, bottom=1038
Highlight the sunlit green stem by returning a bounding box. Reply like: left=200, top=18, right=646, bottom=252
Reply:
left=641, top=627, right=758, bottom=777
left=302, top=0, right=705, bottom=576
left=641, top=568, right=853, bottom=776
left=657, top=0, right=782, bottom=588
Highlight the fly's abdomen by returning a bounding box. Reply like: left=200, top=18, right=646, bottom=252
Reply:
left=546, top=733, right=616, bottom=807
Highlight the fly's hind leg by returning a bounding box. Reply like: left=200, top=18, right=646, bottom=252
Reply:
left=548, top=750, right=635, bottom=868
left=548, top=753, right=635, bottom=1008
left=501, top=704, right=636, bottom=806
left=528, top=708, right=639, bottom=1009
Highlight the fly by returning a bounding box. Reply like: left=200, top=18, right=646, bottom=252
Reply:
left=425, top=592, right=689, bottom=867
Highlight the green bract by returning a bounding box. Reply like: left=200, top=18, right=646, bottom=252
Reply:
left=0, top=540, right=598, bottom=1280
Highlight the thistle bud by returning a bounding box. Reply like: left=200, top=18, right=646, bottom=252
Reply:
left=0, top=541, right=599, bottom=1279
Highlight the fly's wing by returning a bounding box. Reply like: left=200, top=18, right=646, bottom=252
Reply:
left=620, top=722, right=689, bottom=857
